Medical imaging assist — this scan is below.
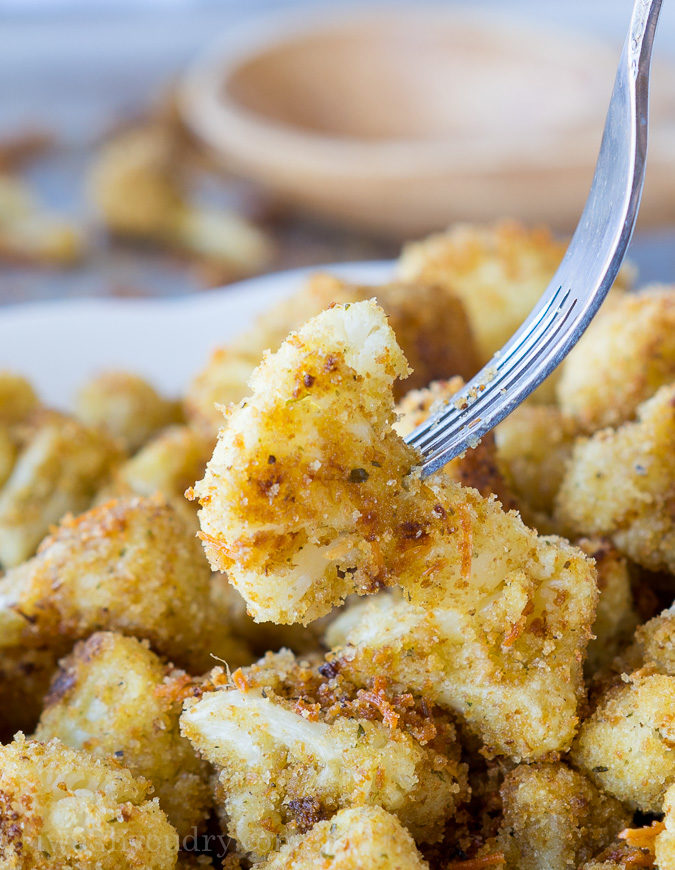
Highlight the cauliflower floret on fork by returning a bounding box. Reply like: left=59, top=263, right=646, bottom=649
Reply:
left=180, top=649, right=468, bottom=857
left=191, top=300, right=597, bottom=635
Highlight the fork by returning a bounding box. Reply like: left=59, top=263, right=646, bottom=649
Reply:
left=406, top=0, right=662, bottom=478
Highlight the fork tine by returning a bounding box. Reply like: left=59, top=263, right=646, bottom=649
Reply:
left=406, top=0, right=661, bottom=479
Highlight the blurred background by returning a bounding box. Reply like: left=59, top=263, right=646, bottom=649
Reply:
left=2, top=0, right=675, bottom=305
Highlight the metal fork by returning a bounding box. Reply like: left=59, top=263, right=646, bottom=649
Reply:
left=406, top=0, right=662, bottom=478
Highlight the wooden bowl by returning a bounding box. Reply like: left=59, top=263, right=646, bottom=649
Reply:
left=179, top=6, right=675, bottom=239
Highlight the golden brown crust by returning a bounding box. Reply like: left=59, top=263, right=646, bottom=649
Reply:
left=498, top=763, right=630, bottom=870
left=558, top=286, right=675, bottom=431
left=36, top=631, right=212, bottom=837
left=0, top=733, right=178, bottom=869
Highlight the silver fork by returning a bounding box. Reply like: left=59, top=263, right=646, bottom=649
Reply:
left=406, top=0, right=662, bottom=479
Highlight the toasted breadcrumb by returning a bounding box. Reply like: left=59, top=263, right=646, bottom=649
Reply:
left=558, top=286, right=675, bottom=431
left=325, top=530, right=596, bottom=762
left=0, top=411, right=122, bottom=567
left=181, top=649, right=467, bottom=856
left=573, top=669, right=675, bottom=812
left=556, top=384, right=675, bottom=574
left=0, top=733, right=178, bottom=869
left=497, top=762, right=630, bottom=870
left=185, top=273, right=478, bottom=435
left=76, top=371, right=182, bottom=453
left=36, top=632, right=211, bottom=837
left=0, top=495, right=248, bottom=672
left=258, top=805, right=430, bottom=869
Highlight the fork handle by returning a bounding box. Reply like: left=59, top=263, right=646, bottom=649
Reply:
left=407, top=0, right=662, bottom=478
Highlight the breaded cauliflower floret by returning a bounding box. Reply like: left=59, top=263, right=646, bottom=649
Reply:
left=633, top=605, right=675, bottom=675
left=556, top=384, right=675, bottom=574
left=497, top=763, right=629, bottom=870
left=579, top=538, right=638, bottom=678
left=396, top=221, right=568, bottom=366
left=0, top=495, right=247, bottom=672
left=656, top=784, right=675, bottom=869
left=0, top=412, right=122, bottom=567
left=259, top=806, right=430, bottom=870
left=0, top=733, right=178, bottom=869
left=395, top=378, right=517, bottom=509
left=191, top=300, right=414, bottom=623
left=0, top=423, right=16, bottom=488
left=186, top=273, right=478, bottom=435
left=75, top=371, right=182, bottom=453
left=325, top=532, right=596, bottom=762
left=558, top=286, right=675, bottom=431
left=36, top=632, right=211, bottom=837
left=181, top=649, right=467, bottom=856
left=192, top=301, right=597, bottom=643
left=0, top=370, right=39, bottom=423
left=572, top=669, right=675, bottom=812
left=495, top=404, right=579, bottom=528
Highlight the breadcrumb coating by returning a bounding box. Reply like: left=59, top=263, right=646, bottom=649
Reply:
left=36, top=631, right=212, bottom=837
left=634, top=605, right=675, bottom=676
left=185, top=273, right=479, bottom=434
left=556, top=384, right=675, bottom=574
left=0, top=733, right=178, bottom=869
left=498, top=763, right=630, bottom=870
left=572, top=669, right=675, bottom=812
left=258, top=805, right=430, bottom=870
left=558, top=286, right=675, bottom=431
left=76, top=370, right=182, bottom=453
left=181, top=649, right=467, bottom=856
left=0, top=412, right=122, bottom=567
left=325, top=527, right=596, bottom=762
left=396, top=221, right=568, bottom=365
left=192, top=301, right=596, bottom=644
left=0, top=495, right=247, bottom=672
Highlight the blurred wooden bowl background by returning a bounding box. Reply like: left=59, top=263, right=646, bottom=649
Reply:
left=180, top=5, right=675, bottom=239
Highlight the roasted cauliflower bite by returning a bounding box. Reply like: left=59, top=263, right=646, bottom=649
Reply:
left=495, top=404, right=579, bottom=526
left=0, top=411, right=122, bottom=567
left=0, top=495, right=247, bottom=672
left=633, top=605, right=675, bottom=675
left=185, top=273, right=478, bottom=435
left=579, top=538, right=638, bottom=678
left=0, top=733, right=178, bottom=869
left=396, top=221, right=568, bottom=364
left=258, top=805, right=430, bottom=870
left=0, top=370, right=39, bottom=424
left=35, top=631, right=212, bottom=838
left=572, top=669, right=675, bottom=812
left=180, top=649, right=468, bottom=857
left=558, top=286, right=675, bottom=432
left=193, top=300, right=597, bottom=640
left=324, top=523, right=596, bottom=763
left=556, top=384, right=675, bottom=574
left=75, top=370, right=183, bottom=453
left=497, top=762, right=630, bottom=870
left=394, top=379, right=518, bottom=510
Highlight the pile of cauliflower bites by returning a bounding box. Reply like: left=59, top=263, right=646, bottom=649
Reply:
left=0, top=221, right=674, bottom=870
